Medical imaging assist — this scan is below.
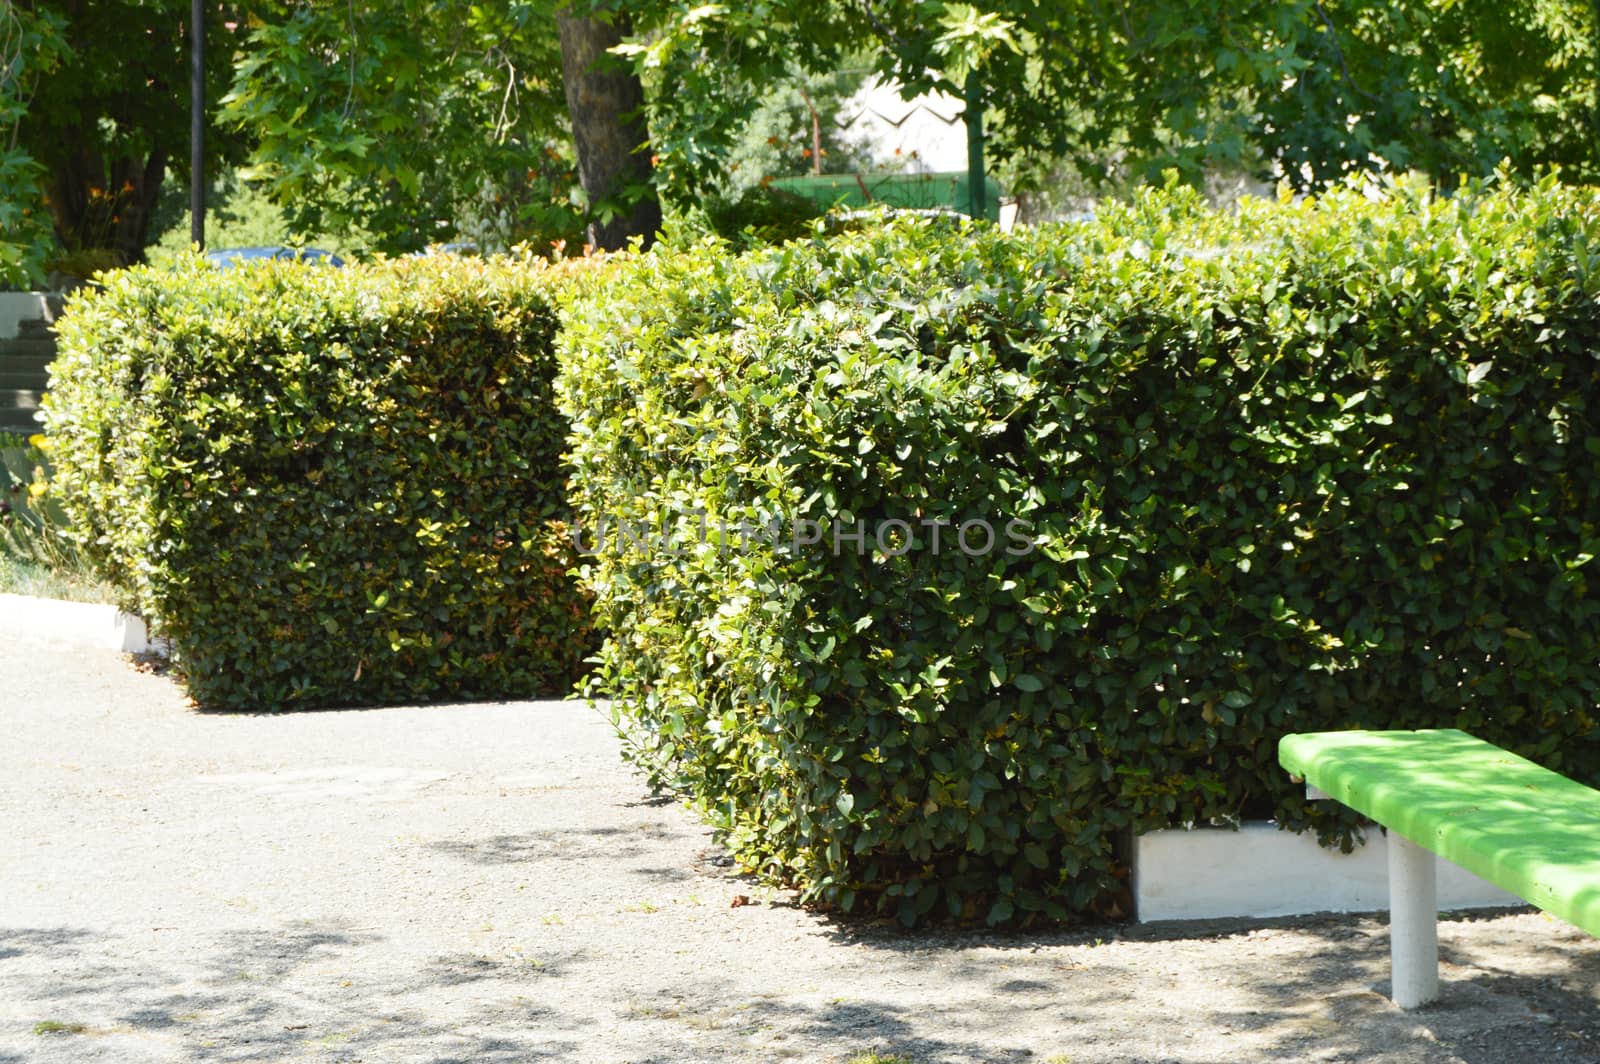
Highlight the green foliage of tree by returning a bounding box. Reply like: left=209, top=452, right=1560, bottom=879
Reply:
left=14, top=0, right=246, bottom=267
left=614, top=1, right=866, bottom=200
left=0, top=3, right=67, bottom=287
left=1095, top=0, right=1600, bottom=186
left=625, top=0, right=1600, bottom=196
left=721, top=65, right=875, bottom=194
left=145, top=166, right=373, bottom=265
left=222, top=1, right=583, bottom=254
left=3, top=0, right=1593, bottom=275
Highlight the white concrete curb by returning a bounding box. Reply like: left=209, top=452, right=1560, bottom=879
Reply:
left=1134, top=821, right=1522, bottom=922
left=0, top=292, right=57, bottom=340
left=0, top=592, right=161, bottom=654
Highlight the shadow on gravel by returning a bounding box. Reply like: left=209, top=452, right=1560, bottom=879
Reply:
left=1229, top=936, right=1600, bottom=1064
left=425, top=949, right=576, bottom=985
left=1426, top=954, right=1600, bottom=1064
left=0, top=926, right=91, bottom=962
left=1, top=921, right=586, bottom=1062
left=807, top=904, right=1535, bottom=955
left=615, top=979, right=1066, bottom=1064
left=789, top=907, right=1600, bottom=1063
left=187, top=698, right=530, bottom=718
left=1151, top=913, right=1600, bottom=1064
left=427, top=823, right=685, bottom=866
left=775, top=998, right=1043, bottom=1063
left=621, top=793, right=677, bottom=808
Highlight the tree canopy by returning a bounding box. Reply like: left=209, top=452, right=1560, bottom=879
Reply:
left=0, top=3, right=66, bottom=286
left=628, top=0, right=1600, bottom=196
left=221, top=0, right=581, bottom=253
left=0, top=0, right=1595, bottom=278
left=8, top=0, right=245, bottom=274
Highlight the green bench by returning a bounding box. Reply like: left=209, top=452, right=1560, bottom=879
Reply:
left=1279, top=728, right=1600, bottom=1008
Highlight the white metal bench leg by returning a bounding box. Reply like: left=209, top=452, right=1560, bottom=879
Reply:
left=1387, top=831, right=1439, bottom=1008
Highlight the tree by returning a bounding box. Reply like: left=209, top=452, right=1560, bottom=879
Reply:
left=0, top=3, right=66, bottom=286
left=556, top=8, right=661, bottom=250
left=612, top=1, right=860, bottom=202
left=1251, top=0, right=1600, bottom=185
left=222, top=1, right=583, bottom=254
left=622, top=0, right=1600, bottom=198
left=721, top=65, right=875, bottom=193
left=12, top=0, right=245, bottom=267
left=223, top=0, right=673, bottom=254
left=142, top=0, right=1600, bottom=269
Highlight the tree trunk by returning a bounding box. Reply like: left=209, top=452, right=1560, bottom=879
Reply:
left=556, top=11, right=661, bottom=252
left=48, top=135, right=167, bottom=266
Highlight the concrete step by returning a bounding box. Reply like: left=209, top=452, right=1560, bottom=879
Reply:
left=2, top=389, right=42, bottom=411
left=0, top=372, right=48, bottom=391
left=0, top=354, right=54, bottom=375
left=0, top=338, right=56, bottom=358
left=0, top=412, right=43, bottom=437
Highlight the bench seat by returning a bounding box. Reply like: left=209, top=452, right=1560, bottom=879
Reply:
left=1279, top=727, right=1600, bottom=1006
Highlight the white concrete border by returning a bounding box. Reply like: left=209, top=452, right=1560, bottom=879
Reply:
left=0, top=292, right=57, bottom=340
left=1134, top=821, right=1522, bottom=922
left=0, top=592, right=161, bottom=654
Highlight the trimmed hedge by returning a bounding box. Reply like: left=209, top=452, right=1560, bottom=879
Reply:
left=45, top=255, right=593, bottom=709
left=559, top=179, right=1600, bottom=925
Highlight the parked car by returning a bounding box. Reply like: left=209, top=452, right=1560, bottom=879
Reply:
left=407, top=242, right=479, bottom=257
left=204, top=246, right=345, bottom=269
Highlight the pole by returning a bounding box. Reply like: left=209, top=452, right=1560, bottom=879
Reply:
left=1387, top=832, right=1439, bottom=1008
left=190, top=0, right=205, bottom=249
left=963, top=70, right=985, bottom=221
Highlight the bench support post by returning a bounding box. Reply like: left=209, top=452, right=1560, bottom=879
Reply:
left=1387, top=831, right=1439, bottom=1008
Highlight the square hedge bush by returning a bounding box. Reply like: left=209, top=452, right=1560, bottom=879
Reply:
left=45, top=254, right=593, bottom=708
left=559, top=177, right=1600, bottom=925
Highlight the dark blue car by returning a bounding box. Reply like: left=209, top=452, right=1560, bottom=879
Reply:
left=205, top=246, right=345, bottom=269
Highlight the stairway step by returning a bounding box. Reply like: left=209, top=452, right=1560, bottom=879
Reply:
left=0, top=372, right=48, bottom=391
left=16, top=318, right=56, bottom=340
left=2, top=389, right=42, bottom=410
left=0, top=339, right=57, bottom=359
left=0, top=354, right=54, bottom=375
left=0, top=412, right=44, bottom=436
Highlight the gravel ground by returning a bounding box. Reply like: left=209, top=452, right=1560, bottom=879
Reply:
left=2, top=635, right=1598, bottom=1064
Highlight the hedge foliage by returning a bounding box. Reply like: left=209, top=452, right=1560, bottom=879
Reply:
left=559, top=177, right=1600, bottom=925
left=45, top=255, right=594, bottom=708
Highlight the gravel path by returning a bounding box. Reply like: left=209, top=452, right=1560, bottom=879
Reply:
left=2, top=635, right=1598, bottom=1063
